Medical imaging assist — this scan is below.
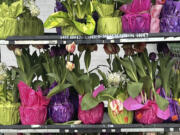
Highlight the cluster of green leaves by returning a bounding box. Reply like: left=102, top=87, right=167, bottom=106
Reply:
left=42, top=52, right=72, bottom=98
left=0, top=0, right=23, bottom=18
left=0, top=68, right=19, bottom=103
left=158, top=54, right=177, bottom=97
left=15, top=48, right=43, bottom=90
left=170, top=69, right=180, bottom=99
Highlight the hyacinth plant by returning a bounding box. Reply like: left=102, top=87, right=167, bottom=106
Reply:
left=44, top=0, right=96, bottom=35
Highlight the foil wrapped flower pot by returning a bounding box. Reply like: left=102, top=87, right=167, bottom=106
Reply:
left=47, top=83, right=75, bottom=123
left=18, top=81, right=50, bottom=125
left=48, top=102, right=74, bottom=123
left=97, top=17, right=122, bottom=35
left=20, top=106, right=47, bottom=125
left=120, top=0, right=151, bottom=33
left=124, top=91, right=170, bottom=124
left=78, top=95, right=104, bottom=124
left=160, top=0, right=180, bottom=32
left=108, top=93, right=133, bottom=124
left=160, top=88, right=180, bottom=122
left=0, top=103, right=20, bottom=125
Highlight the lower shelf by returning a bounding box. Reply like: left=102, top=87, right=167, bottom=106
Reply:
left=0, top=124, right=179, bottom=133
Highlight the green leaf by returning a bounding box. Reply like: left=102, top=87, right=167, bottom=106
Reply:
left=127, top=82, right=143, bottom=98
left=84, top=51, right=91, bottom=71
left=89, top=73, right=100, bottom=89
left=81, top=93, right=100, bottom=110
left=133, top=55, right=146, bottom=78
left=155, top=78, right=162, bottom=90
left=97, top=87, right=117, bottom=101
left=98, top=69, right=108, bottom=87
left=140, top=76, right=152, bottom=99
left=47, top=83, right=72, bottom=98
left=112, top=56, right=122, bottom=72
left=47, top=73, right=60, bottom=82
left=154, top=92, right=169, bottom=111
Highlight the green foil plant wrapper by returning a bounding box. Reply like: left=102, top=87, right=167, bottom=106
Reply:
left=18, top=9, right=44, bottom=36
left=108, top=93, right=133, bottom=124
left=97, top=17, right=122, bottom=34
left=0, top=0, right=23, bottom=39
left=44, top=0, right=96, bottom=35
left=0, top=63, right=20, bottom=125
left=93, top=0, right=122, bottom=34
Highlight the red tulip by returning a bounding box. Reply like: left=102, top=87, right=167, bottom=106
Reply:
left=104, top=44, right=120, bottom=54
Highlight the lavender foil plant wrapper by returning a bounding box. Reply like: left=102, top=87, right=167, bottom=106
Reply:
left=160, top=88, right=180, bottom=122
left=54, top=0, right=67, bottom=35
left=160, top=0, right=180, bottom=32
left=47, top=82, right=75, bottom=123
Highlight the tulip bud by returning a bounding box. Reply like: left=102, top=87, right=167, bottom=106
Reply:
left=104, top=44, right=120, bottom=55
left=66, top=61, right=75, bottom=71
left=66, top=42, right=76, bottom=53
left=14, top=48, right=22, bottom=56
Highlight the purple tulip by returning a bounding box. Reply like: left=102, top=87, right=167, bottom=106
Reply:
left=149, top=52, right=157, bottom=61
left=157, top=43, right=170, bottom=54
left=50, top=46, right=68, bottom=57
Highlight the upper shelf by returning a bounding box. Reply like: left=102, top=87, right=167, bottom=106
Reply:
left=1, top=32, right=180, bottom=45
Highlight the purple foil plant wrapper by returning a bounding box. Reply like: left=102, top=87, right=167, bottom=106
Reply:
left=160, top=0, right=180, bottom=32
left=47, top=82, right=75, bottom=123
left=160, top=88, right=180, bottom=122
left=120, top=0, right=151, bottom=33
left=54, top=0, right=67, bottom=35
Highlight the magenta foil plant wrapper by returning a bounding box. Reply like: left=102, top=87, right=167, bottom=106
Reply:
left=160, top=88, right=180, bottom=122
left=123, top=89, right=170, bottom=124
left=78, top=85, right=105, bottom=124
left=160, top=0, right=180, bottom=32
left=120, top=0, right=151, bottom=33
left=47, top=82, right=74, bottom=123
left=18, top=81, right=50, bottom=125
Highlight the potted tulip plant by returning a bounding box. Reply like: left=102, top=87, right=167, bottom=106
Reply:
left=14, top=48, right=50, bottom=125
left=119, top=49, right=171, bottom=124
left=44, top=0, right=96, bottom=36
left=42, top=44, right=76, bottom=123
left=0, top=63, right=20, bottom=125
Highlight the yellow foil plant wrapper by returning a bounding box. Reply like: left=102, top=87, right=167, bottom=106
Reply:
left=108, top=93, right=133, bottom=124
left=0, top=63, right=20, bottom=125
left=93, top=0, right=122, bottom=34
left=0, top=0, right=23, bottom=39
left=44, top=0, right=95, bottom=36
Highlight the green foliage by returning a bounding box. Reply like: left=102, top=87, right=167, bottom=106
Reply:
left=127, top=82, right=143, bottom=98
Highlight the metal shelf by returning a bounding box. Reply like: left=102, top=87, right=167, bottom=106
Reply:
left=1, top=32, right=180, bottom=45
left=0, top=124, right=179, bottom=133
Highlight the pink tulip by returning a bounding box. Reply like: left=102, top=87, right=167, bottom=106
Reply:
left=66, top=42, right=76, bottom=53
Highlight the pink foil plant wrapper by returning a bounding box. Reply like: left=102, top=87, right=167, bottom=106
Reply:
left=78, top=85, right=105, bottom=124
left=160, top=0, right=180, bottom=32
left=123, top=89, right=170, bottom=124
left=18, top=81, right=50, bottom=125
left=150, top=4, right=163, bottom=33
left=120, top=0, right=151, bottom=33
